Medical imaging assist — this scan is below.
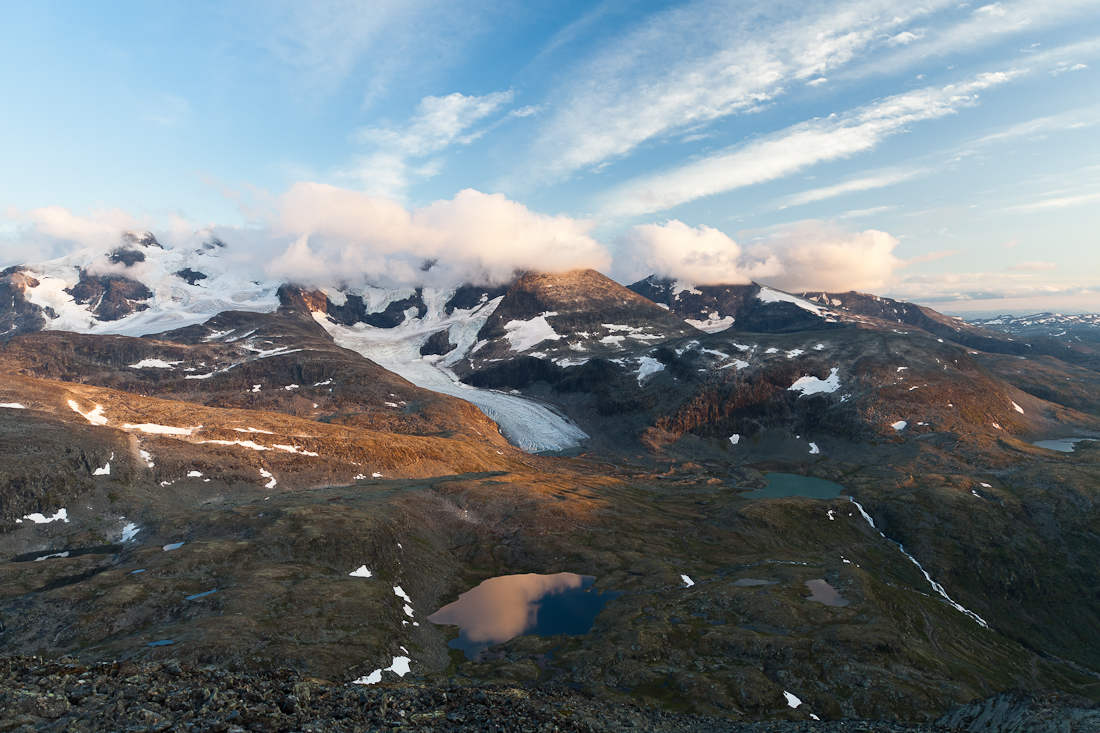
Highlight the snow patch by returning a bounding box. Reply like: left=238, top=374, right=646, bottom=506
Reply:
left=19, top=508, right=69, bottom=524
left=783, top=691, right=802, bottom=709
left=685, top=316, right=735, bottom=333
left=187, top=470, right=203, bottom=478
left=0, top=403, right=26, bottom=409
left=1012, top=401, right=1025, bottom=414
left=892, top=421, right=907, bottom=431
left=124, top=423, right=200, bottom=436
left=121, top=522, right=140, bottom=542
left=729, top=434, right=739, bottom=445
left=349, top=565, right=373, bottom=578
left=93, top=462, right=111, bottom=476
left=756, top=287, right=823, bottom=315
left=504, top=312, right=561, bottom=352
left=129, top=359, right=181, bottom=369
left=351, top=656, right=412, bottom=686
left=788, top=368, right=840, bottom=396
left=681, top=574, right=695, bottom=588
left=808, top=442, right=819, bottom=455
left=68, top=400, right=107, bottom=425
left=163, top=542, right=184, bottom=551
left=635, top=356, right=665, bottom=385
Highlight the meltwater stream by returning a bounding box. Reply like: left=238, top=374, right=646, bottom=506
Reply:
left=849, top=498, right=989, bottom=628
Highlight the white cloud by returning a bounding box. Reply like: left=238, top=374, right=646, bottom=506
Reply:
left=1, top=205, right=155, bottom=263
left=1052, top=62, right=1088, bottom=75
left=887, top=31, right=923, bottom=45
left=601, top=70, right=1023, bottom=216
left=622, top=220, right=764, bottom=286
left=350, top=91, right=514, bottom=197
left=620, top=219, right=903, bottom=292
left=267, top=183, right=609, bottom=286
left=974, top=3, right=1006, bottom=18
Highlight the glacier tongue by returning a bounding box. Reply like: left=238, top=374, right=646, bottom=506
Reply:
left=313, top=288, right=588, bottom=453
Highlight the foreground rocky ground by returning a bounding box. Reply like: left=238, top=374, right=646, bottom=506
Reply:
left=4, top=655, right=1098, bottom=733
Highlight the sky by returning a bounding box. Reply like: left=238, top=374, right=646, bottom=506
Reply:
left=1, top=0, right=1098, bottom=314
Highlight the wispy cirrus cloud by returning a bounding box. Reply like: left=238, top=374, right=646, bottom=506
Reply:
left=776, top=168, right=926, bottom=208
left=1008, top=261, right=1057, bottom=270
left=599, top=69, right=1024, bottom=217
left=1003, top=189, right=1100, bottom=212
left=348, top=91, right=514, bottom=197
left=525, top=0, right=955, bottom=182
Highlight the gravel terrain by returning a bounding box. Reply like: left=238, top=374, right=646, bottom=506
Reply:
left=0, top=655, right=953, bottom=733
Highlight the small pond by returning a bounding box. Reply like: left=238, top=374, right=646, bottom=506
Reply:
left=731, top=578, right=777, bottom=586
left=428, top=572, right=620, bottom=660
left=1033, top=437, right=1097, bottom=453
left=741, top=473, right=845, bottom=500
left=806, top=579, right=849, bottom=607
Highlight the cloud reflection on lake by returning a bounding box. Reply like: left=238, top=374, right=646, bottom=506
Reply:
left=428, top=572, right=619, bottom=659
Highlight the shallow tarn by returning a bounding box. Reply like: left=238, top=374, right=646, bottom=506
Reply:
left=1033, top=437, right=1098, bottom=453
left=428, top=572, right=621, bottom=660
left=741, top=472, right=846, bottom=500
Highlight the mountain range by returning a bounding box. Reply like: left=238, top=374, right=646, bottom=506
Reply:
left=1, top=233, right=1098, bottom=724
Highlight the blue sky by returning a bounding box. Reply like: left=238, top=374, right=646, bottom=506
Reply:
left=1, top=0, right=1098, bottom=313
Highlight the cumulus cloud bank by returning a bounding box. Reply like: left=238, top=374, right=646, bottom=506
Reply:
left=268, top=183, right=609, bottom=286
left=2, top=184, right=610, bottom=290
left=622, top=219, right=903, bottom=293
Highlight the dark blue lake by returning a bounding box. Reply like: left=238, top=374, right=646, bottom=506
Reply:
left=428, top=572, right=620, bottom=660
left=742, top=473, right=845, bottom=500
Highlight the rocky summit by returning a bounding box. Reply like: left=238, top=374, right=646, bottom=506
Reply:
left=1, top=237, right=1100, bottom=730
